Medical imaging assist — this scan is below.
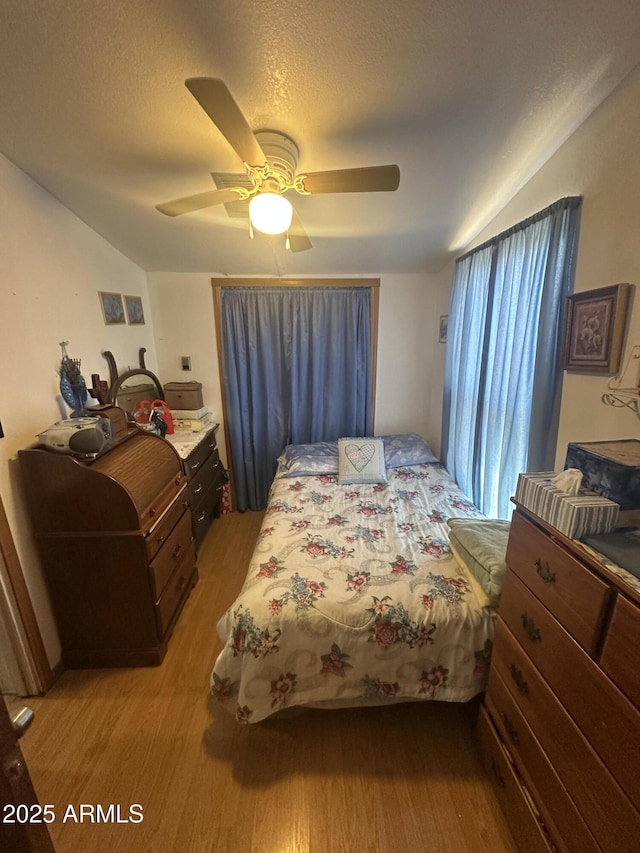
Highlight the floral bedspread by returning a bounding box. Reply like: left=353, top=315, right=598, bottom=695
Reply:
left=211, top=462, right=495, bottom=723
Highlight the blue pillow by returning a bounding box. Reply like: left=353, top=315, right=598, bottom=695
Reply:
left=277, top=441, right=339, bottom=476
left=277, top=434, right=437, bottom=478
left=338, top=437, right=387, bottom=485
left=381, top=433, right=438, bottom=468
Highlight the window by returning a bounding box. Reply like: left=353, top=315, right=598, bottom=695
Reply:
left=213, top=280, right=379, bottom=511
left=442, top=197, right=582, bottom=518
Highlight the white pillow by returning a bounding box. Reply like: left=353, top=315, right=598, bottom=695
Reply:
left=338, top=437, right=387, bottom=485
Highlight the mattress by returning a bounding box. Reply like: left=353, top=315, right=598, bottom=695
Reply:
left=211, top=440, right=495, bottom=724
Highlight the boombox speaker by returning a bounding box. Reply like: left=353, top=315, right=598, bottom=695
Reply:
left=38, top=417, right=113, bottom=459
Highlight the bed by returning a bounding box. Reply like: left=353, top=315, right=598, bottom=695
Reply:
left=211, top=434, right=499, bottom=724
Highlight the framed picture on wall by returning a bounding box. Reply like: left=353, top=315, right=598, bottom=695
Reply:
left=439, top=315, right=448, bottom=343
left=124, top=294, right=145, bottom=325
left=563, top=283, right=632, bottom=374
left=99, top=291, right=126, bottom=325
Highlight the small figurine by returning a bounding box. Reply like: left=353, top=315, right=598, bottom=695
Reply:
left=89, top=373, right=110, bottom=405
left=150, top=405, right=168, bottom=437
left=58, top=341, right=88, bottom=418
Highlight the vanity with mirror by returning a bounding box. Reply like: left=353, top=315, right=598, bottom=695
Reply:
left=103, top=347, right=165, bottom=414
left=103, top=349, right=226, bottom=551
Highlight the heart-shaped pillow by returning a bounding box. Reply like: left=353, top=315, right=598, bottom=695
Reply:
left=344, top=441, right=375, bottom=472
left=338, top=436, right=387, bottom=484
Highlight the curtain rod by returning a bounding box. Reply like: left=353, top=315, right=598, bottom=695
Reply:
left=456, top=196, right=582, bottom=264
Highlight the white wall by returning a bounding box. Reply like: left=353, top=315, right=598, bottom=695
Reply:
left=146, top=272, right=450, bottom=460
left=458, top=65, right=640, bottom=469
left=0, top=153, right=155, bottom=667
left=147, top=273, right=226, bottom=457
left=375, top=273, right=451, bottom=454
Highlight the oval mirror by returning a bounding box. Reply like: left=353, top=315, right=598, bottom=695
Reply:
left=108, top=369, right=164, bottom=415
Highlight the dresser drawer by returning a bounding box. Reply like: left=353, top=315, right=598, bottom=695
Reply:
left=600, top=593, right=640, bottom=708
left=477, top=705, right=554, bottom=853
left=500, top=570, right=640, bottom=811
left=492, top=618, right=640, bottom=852
left=485, top=668, right=598, bottom=853
left=188, top=450, right=223, bottom=506
left=184, top=430, right=218, bottom=480
left=149, top=510, right=194, bottom=601
left=155, top=543, right=197, bottom=638
left=192, top=474, right=224, bottom=549
left=145, top=486, right=190, bottom=561
left=139, top=471, right=187, bottom=536
left=507, top=512, right=611, bottom=654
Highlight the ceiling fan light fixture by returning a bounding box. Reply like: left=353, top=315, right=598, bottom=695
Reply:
left=249, top=192, right=293, bottom=235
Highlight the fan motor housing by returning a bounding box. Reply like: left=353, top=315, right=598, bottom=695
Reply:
left=254, top=130, right=299, bottom=184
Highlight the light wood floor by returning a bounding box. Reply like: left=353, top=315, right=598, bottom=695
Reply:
left=19, top=511, right=518, bottom=853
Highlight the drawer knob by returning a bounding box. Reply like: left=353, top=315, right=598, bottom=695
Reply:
left=520, top=613, right=541, bottom=642
left=501, top=712, right=520, bottom=744
left=534, top=558, right=556, bottom=583
left=510, top=664, right=529, bottom=694
left=172, top=543, right=183, bottom=559
left=194, top=484, right=203, bottom=494
left=5, top=752, right=25, bottom=781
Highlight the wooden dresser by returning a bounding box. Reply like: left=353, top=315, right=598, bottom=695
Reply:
left=167, top=426, right=226, bottom=551
left=19, top=429, right=198, bottom=668
left=480, top=503, right=640, bottom=853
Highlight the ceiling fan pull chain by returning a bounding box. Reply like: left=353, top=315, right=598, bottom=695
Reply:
left=285, top=231, right=290, bottom=251
left=249, top=221, right=254, bottom=240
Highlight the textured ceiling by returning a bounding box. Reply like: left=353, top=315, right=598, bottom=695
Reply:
left=1, top=0, right=639, bottom=275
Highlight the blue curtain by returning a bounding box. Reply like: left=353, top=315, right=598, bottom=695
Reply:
left=221, top=287, right=373, bottom=511
left=441, top=246, right=493, bottom=503
left=442, top=197, right=582, bottom=519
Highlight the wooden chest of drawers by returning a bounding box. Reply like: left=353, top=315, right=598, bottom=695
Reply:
left=170, top=426, right=226, bottom=551
left=19, top=429, right=198, bottom=668
left=481, top=504, right=640, bottom=853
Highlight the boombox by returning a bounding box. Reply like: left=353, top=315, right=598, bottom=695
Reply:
left=38, top=416, right=113, bottom=460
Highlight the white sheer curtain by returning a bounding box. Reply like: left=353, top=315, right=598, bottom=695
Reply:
left=441, top=197, right=582, bottom=519
left=440, top=246, right=493, bottom=502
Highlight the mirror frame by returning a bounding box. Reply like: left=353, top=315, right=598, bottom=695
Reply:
left=108, top=368, right=165, bottom=407
left=102, top=350, right=164, bottom=412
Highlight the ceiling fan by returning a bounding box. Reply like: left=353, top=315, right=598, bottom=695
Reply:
left=156, top=78, right=400, bottom=252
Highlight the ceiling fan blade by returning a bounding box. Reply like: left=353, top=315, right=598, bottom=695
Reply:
left=156, top=187, right=242, bottom=217
left=288, top=209, right=312, bottom=253
left=185, top=77, right=267, bottom=168
left=301, top=165, right=400, bottom=194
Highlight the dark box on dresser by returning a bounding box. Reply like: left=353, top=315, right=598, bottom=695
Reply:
left=92, top=404, right=129, bottom=441
left=565, top=439, right=640, bottom=511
